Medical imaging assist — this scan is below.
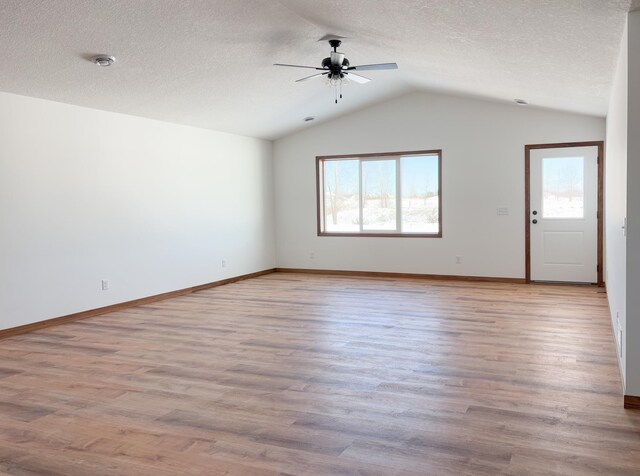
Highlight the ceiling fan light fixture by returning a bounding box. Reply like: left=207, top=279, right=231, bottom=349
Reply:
left=326, top=74, right=349, bottom=104
left=325, top=74, right=349, bottom=85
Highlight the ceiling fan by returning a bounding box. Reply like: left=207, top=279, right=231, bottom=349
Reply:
left=275, top=39, right=398, bottom=103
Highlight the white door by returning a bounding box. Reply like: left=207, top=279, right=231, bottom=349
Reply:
left=530, top=146, right=598, bottom=283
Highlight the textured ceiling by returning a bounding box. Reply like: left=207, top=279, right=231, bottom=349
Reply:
left=0, top=0, right=632, bottom=139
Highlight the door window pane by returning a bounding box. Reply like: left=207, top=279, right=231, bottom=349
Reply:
left=542, top=156, right=584, bottom=218
left=323, top=160, right=359, bottom=232
left=362, top=160, right=397, bottom=230
left=400, top=155, right=439, bottom=232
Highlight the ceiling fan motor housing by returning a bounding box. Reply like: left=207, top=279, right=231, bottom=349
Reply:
left=322, top=56, right=349, bottom=79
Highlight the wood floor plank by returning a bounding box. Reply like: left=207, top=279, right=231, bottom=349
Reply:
left=0, top=273, right=638, bottom=475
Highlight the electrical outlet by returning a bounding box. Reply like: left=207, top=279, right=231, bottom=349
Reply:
left=455, top=256, right=462, bottom=265
left=497, top=207, right=509, bottom=216
left=221, top=259, right=227, bottom=268
left=101, top=279, right=109, bottom=291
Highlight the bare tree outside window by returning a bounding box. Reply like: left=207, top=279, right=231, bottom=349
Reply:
left=323, top=160, right=359, bottom=232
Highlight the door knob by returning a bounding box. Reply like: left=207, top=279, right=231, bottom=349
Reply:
left=532, top=219, right=538, bottom=224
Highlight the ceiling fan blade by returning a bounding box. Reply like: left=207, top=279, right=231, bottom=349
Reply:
left=274, top=63, right=325, bottom=70
left=347, top=63, right=398, bottom=71
left=296, top=72, right=329, bottom=82
left=345, top=72, right=370, bottom=84
left=330, top=51, right=345, bottom=66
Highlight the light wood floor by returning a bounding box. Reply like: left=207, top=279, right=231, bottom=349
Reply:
left=0, top=272, right=639, bottom=475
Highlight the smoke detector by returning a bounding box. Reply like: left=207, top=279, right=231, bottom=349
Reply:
left=92, top=55, right=116, bottom=67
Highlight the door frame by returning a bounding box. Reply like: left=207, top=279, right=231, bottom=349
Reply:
left=524, top=141, right=604, bottom=286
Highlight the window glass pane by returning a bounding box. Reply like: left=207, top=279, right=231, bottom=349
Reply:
left=400, top=155, right=439, bottom=233
left=362, top=160, right=397, bottom=231
left=542, top=156, right=584, bottom=218
left=323, top=160, right=360, bottom=232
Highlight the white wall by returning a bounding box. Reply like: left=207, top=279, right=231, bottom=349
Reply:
left=0, top=92, right=275, bottom=331
left=606, top=19, right=628, bottom=387
left=627, top=10, right=640, bottom=396
left=274, top=92, right=605, bottom=278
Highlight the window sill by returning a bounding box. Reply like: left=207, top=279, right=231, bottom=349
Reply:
left=318, top=232, right=442, bottom=238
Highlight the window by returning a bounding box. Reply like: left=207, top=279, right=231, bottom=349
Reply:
left=317, top=150, right=442, bottom=237
left=542, top=156, right=585, bottom=218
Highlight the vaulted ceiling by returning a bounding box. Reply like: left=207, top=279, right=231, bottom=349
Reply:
left=0, top=1, right=633, bottom=139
